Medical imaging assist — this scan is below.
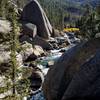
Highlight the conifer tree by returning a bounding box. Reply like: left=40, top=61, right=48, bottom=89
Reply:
left=76, top=5, right=100, bottom=39
left=0, top=0, right=6, bottom=18
left=0, top=1, right=31, bottom=99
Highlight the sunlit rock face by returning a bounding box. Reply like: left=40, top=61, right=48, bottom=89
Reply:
left=0, top=20, right=11, bottom=34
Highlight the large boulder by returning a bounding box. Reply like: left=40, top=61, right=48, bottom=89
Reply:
left=43, top=38, right=100, bottom=100
left=20, top=0, right=53, bottom=39
left=20, top=42, right=37, bottom=61
left=33, top=45, right=45, bottom=56
left=25, top=44, right=45, bottom=62
left=21, top=23, right=37, bottom=38
left=33, top=35, right=53, bottom=50
left=61, top=51, right=100, bottom=100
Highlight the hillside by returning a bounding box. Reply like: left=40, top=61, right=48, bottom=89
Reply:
left=38, top=0, right=100, bottom=27
left=12, top=0, right=100, bottom=28
left=65, top=0, right=100, bottom=6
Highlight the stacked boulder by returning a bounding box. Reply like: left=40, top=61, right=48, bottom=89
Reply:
left=20, top=0, right=54, bottom=50
left=20, top=0, right=53, bottom=38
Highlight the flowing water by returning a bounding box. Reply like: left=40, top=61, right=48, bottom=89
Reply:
left=29, top=32, right=80, bottom=100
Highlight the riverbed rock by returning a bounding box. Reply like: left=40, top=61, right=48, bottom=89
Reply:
left=19, top=35, right=53, bottom=50
left=43, top=38, right=100, bottom=100
left=33, top=36, right=53, bottom=50
left=20, top=42, right=36, bottom=61
left=52, top=29, right=61, bottom=37
left=29, top=67, right=44, bottom=94
left=20, top=41, right=46, bottom=62
left=20, top=0, right=53, bottom=39
left=33, top=45, right=45, bottom=56
left=27, top=45, right=45, bottom=62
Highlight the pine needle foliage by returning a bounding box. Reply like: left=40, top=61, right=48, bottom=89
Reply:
left=76, top=5, right=100, bottom=39
left=0, top=1, right=31, bottom=99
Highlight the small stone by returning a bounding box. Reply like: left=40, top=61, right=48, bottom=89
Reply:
left=47, top=61, right=54, bottom=66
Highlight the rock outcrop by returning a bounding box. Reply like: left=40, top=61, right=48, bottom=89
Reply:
left=43, top=38, right=100, bottom=100
left=62, top=51, right=100, bottom=100
left=20, top=0, right=53, bottom=39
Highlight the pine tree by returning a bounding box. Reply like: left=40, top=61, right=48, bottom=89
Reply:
left=0, top=0, right=6, bottom=18
left=0, top=1, right=31, bottom=99
left=10, top=4, right=19, bottom=97
left=76, top=4, right=100, bottom=39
